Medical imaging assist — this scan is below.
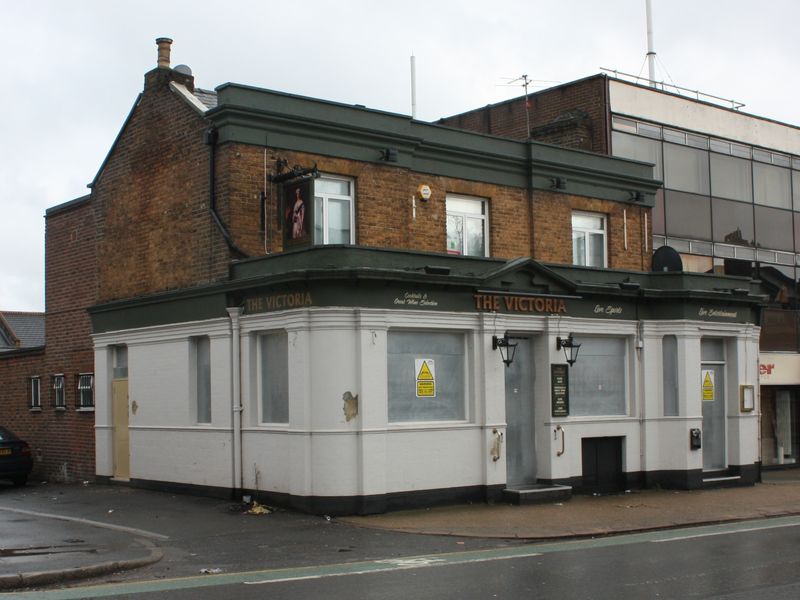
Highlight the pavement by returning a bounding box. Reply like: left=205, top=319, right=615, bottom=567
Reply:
left=1, top=470, right=799, bottom=592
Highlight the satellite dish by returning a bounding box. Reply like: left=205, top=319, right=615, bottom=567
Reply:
left=652, top=245, right=683, bottom=272
left=174, top=64, right=192, bottom=76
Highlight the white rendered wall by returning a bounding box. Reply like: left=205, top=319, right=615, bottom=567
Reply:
left=609, top=80, right=800, bottom=156
left=94, top=318, right=234, bottom=488
left=95, top=306, right=761, bottom=501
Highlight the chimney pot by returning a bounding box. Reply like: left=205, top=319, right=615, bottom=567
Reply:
left=156, top=37, right=173, bottom=69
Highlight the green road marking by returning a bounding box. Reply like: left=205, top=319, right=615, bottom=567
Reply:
left=10, top=515, right=800, bottom=599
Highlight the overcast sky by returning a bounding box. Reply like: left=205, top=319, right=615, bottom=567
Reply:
left=2, top=0, right=799, bottom=312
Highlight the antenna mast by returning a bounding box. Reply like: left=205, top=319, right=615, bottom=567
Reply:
left=410, top=54, right=417, bottom=119
left=645, top=0, right=656, bottom=86
left=507, top=74, right=532, bottom=137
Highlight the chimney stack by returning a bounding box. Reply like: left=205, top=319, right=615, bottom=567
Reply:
left=156, top=37, right=173, bottom=69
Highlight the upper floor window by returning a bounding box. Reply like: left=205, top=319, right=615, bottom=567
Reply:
left=314, top=176, right=354, bottom=245
left=572, top=212, right=607, bottom=267
left=446, top=194, right=488, bottom=256
left=30, top=376, right=41, bottom=409
left=77, top=373, right=95, bottom=409
left=52, top=374, right=65, bottom=409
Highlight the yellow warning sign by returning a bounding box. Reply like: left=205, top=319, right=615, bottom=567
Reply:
left=702, top=370, right=715, bottom=402
left=415, top=359, right=436, bottom=398
left=417, top=361, right=434, bottom=380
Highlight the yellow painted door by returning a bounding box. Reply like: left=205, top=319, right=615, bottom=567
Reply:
left=112, top=379, right=130, bottom=480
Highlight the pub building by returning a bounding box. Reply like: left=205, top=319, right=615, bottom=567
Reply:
left=17, top=39, right=763, bottom=513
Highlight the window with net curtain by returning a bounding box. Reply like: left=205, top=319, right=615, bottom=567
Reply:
left=446, top=195, right=488, bottom=257
left=387, top=331, right=466, bottom=422
left=313, top=176, right=354, bottom=245
left=572, top=212, right=607, bottom=267
left=569, top=337, right=626, bottom=416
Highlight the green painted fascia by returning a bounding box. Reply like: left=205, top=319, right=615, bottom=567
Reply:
left=89, top=289, right=230, bottom=334
left=208, top=83, right=657, bottom=198
left=529, top=143, right=659, bottom=206
left=89, top=248, right=765, bottom=334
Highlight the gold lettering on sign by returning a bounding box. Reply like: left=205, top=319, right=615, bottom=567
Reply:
left=474, top=294, right=566, bottom=314
left=246, top=292, right=313, bottom=313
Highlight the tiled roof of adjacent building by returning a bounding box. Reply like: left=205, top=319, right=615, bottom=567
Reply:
left=0, top=311, right=45, bottom=351
left=194, top=88, right=218, bottom=109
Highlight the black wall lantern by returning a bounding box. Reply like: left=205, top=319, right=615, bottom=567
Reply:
left=556, top=334, right=581, bottom=366
left=492, top=333, right=518, bottom=367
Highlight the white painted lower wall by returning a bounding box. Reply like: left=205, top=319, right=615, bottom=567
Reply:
left=93, top=308, right=761, bottom=506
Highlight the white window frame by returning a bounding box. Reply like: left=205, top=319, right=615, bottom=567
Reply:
left=314, top=174, right=355, bottom=245
left=446, top=194, right=489, bottom=257
left=52, top=374, right=65, bottom=409
left=30, top=376, right=41, bottom=410
left=572, top=211, right=608, bottom=267
left=77, top=373, right=95, bottom=410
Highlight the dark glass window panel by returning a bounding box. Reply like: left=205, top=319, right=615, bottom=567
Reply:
left=652, top=189, right=665, bottom=235
left=664, top=143, right=710, bottom=195
left=686, top=133, right=709, bottom=149
left=612, top=116, right=637, bottom=133
left=710, top=154, right=752, bottom=202
left=793, top=171, right=800, bottom=211
left=663, top=129, right=685, bottom=144
left=760, top=308, right=799, bottom=352
left=753, top=148, right=772, bottom=163
left=691, top=240, right=713, bottom=255
left=638, top=122, right=662, bottom=139
left=795, top=212, right=800, bottom=252
left=664, top=190, right=711, bottom=240
left=755, top=205, right=795, bottom=251
left=710, top=139, right=731, bottom=154
left=611, top=131, right=663, bottom=180
left=753, top=162, right=791, bottom=209
left=731, top=143, right=751, bottom=159
left=712, top=198, right=754, bottom=246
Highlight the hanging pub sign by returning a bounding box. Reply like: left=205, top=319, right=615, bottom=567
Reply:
left=282, top=178, right=315, bottom=250
left=551, top=364, right=569, bottom=417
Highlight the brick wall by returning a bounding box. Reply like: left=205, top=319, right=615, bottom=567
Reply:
left=533, top=190, right=651, bottom=271
left=40, top=198, right=97, bottom=480
left=0, top=197, right=97, bottom=483
left=0, top=350, right=45, bottom=478
left=213, top=142, right=649, bottom=269
left=92, top=68, right=223, bottom=304
left=438, top=75, right=609, bottom=154
left=216, top=144, right=534, bottom=259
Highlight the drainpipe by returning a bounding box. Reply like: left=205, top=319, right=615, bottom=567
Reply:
left=205, top=126, right=249, bottom=260
left=227, top=307, right=244, bottom=496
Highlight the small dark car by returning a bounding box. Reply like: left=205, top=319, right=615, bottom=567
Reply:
left=0, top=426, right=33, bottom=486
